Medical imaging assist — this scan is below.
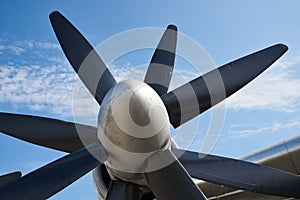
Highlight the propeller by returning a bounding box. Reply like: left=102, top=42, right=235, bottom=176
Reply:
left=0, top=112, right=97, bottom=152
left=144, top=24, right=177, bottom=96
left=0, top=172, right=21, bottom=188
left=162, top=43, right=288, bottom=128
left=0, top=143, right=107, bottom=200
left=49, top=11, right=116, bottom=105
left=173, top=149, right=300, bottom=198
left=0, top=10, right=296, bottom=200
left=145, top=149, right=207, bottom=200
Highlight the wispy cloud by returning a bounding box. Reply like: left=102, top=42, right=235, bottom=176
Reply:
left=1, top=37, right=300, bottom=125
left=0, top=44, right=25, bottom=55
left=225, top=56, right=300, bottom=112
left=0, top=39, right=61, bottom=56
left=229, top=119, right=300, bottom=138
left=14, top=40, right=60, bottom=50
left=110, top=63, right=146, bottom=82
left=0, top=38, right=86, bottom=120
left=0, top=64, right=76, bottom=116
left=0, top=38, right=151, bottom=124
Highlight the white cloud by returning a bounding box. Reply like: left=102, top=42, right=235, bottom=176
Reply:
left=0, top=44, right=25, bottom=55
left=0, top=39, right=62, bottom=60
left=225, top=56, right=300, bottom=112
left=0, top=64, right=76, bottom=116
left=110, top=63, right=148, bottom=82
left=229, top=119, right=300, bottom=138
left=1, top=37, right=300, bottom=126
left=0, top=38, right=102, bottom=123
left=14, top=40, right=60, bottom=50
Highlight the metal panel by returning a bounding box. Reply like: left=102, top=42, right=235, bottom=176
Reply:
left=197, top=134, right=300, bottom=200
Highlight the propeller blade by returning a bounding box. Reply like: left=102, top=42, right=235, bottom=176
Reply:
left=173, top=149, right=300, bottom=198
left=145, top=149, right=207, bottom=200
left=106, top=181, right=143, bottom=200
left=162, top=44, right=288, bottom=128
left=49, top=11, right=116, bottom=105
left=0, top=143, right=107, bottom=200
left=0, top=172, right=21, bottom=188
left=0, top=112, right=97, bottom=152
left=144, top=25, right=177, bottom=96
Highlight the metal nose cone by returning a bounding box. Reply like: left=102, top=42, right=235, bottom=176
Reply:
left=99, top=79, right=170, bottom=139
left=128, top=87, right=151, bottom=127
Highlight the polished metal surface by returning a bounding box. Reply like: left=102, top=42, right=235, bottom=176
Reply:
left=97, top=80, right=171, bottom=184
left=198, top=134, right=300, bottom=200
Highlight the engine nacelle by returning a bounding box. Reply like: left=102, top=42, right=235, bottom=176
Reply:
left=93, top=139, right=180, bottom=200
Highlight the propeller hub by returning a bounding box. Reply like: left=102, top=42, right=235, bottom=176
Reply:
left=97, top=80, right=171, bottom=173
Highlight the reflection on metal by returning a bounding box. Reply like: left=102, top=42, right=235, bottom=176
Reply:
left=97, top=80, right=171, bottom=183
left=198, top=134, right=300, bottom=200
left=243, top=134, right=300, bottom=174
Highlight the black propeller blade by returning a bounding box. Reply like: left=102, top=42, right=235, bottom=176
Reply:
left=0, top=172, right=21, bottom=188
left=173, top=149, right=300, bottom=198
left=145, top=149, right=207, bottom=200
left=49, top=11, right=116, bottom=105
left=162, top=44, right=288, bottom=128
left=0, top=112, right=98, bottom=152
left=106, top=181, right=143, bottom=200
left=0, top=143, right=107, bottom=200
left=144, top=25, right=177, bottom=96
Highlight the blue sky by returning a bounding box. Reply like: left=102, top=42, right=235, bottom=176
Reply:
left=1, top=1, right=300, bottom=199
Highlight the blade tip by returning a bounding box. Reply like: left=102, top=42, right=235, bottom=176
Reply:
left=167, top=24, right=177, bottom=31
left=49, top=10, right=61, bottom=19
left=276, top=43, right=288, bottom=52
